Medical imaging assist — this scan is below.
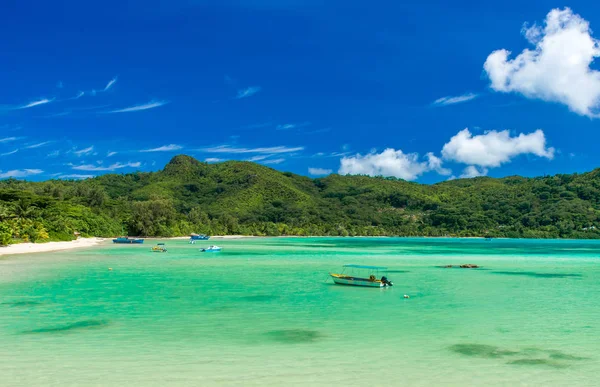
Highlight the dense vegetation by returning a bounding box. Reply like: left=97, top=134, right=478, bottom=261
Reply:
left=2, top=155, right=600, bottom=244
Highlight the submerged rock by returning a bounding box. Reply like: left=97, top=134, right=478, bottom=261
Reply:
left=449, top=344, right=518, bottom=358
left=459, top=264, right=479, bottom=268
left=22, top=319, right=109, bottom=334
left=265, top=329, right=323, bottom=344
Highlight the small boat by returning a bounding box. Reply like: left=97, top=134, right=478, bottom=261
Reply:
left=330, top=264, right=393, bottom=288
left=190, top=233, right=210, bottom=241
left=200, top=245, right=222, bottom=252
left=151, top=243, right=167, bottom=253
left=113, top=237, right=144, bottom=244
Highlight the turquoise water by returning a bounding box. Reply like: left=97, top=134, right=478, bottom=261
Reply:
left=1, top=237, right=599, bottom=386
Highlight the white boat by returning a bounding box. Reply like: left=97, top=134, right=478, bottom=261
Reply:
left=200, top=245, right=222, bottom=252
left=330, top=264, right=393, bottom=288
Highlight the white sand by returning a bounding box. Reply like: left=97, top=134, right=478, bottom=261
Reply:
left=0, top=237, right=105, bottom=256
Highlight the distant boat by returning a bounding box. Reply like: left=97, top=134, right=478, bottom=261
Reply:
left=151, top=243, right=167, bottom=252
left=190, top=234, right=210, bottom=241
left=330, top=264, right=393, bottom=288
left=113, top=237, right=144, bottom=244
left=200, top=245, right=222, bottom=252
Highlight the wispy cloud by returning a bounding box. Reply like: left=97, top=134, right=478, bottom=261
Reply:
left=0, top=137, right=19, bottom=143
left=70, top=91, right=85, bottom=100
left=71, top=161, right=141, bottom=171
left=107, top=100, right=169, bottom=113
left=201, top=145, right=304, bottom=154
left=107, top=151, right=117, bottom=157
left=0, top=169, right=43, bottom=179
left=246, top=155, right=271, bottom=162
left=47, top=150, right=60, bottom=157
left=140, top=144, right=182, bottom=152
left=433, top=93, right=479, bottom=106
left=205, top=158, right=224, bottom=163
left=308, top=167, right=332, bottom=176
left=57, top=174, right=94, bottom=180
left=73, top=146, right=94, bottom=156
left=16, top=98, right=54, bottom=109
left=1, top=149, right=18, bottom=156
left=261, top=158, right=285, bottom=165
left=25, top=141, right=52, bottom=149
left=104, top=76, right=118, bottom=91
left=236, top=86, right=261, bottom=99
left=276, top=122, right=311, bottom=131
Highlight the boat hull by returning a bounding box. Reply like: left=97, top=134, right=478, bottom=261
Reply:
left=113, top=238, right=144, bottom=244
left=330, top=274, right=385, bottom=288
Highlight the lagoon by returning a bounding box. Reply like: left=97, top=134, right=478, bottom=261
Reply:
left=1, top=237, right=599, bottom=386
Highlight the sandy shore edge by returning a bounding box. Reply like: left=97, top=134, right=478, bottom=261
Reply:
left=0, top=237, right=106, bottom=257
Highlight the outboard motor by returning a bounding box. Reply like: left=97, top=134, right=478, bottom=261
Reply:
left=381, top=276, right=393, bottom=287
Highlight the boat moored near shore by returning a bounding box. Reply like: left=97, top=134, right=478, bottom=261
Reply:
left=113, top=237, right=144, bottom=244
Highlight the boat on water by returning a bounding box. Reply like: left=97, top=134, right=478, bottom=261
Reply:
left=113, top=237, right=144, bottom=244
left=200, top=245, right=222, bottom=252
left=151, top=243, right=167, bottom=252
left=330, top=264, right=393, bottom=288
left=190, top=233, right=210, bottom=241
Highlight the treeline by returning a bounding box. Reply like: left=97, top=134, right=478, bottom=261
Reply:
left=1, top=155, right=600, bottom=245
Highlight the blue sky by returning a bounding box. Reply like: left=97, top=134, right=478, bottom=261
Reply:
left=1, top=0, right=600, bottom=182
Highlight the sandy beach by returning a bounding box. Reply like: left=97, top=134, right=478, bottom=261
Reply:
left=0, top=238, right=106, bottom=257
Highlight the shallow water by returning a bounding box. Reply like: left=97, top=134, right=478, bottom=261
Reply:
left=1, top=237, right=599, bottom=386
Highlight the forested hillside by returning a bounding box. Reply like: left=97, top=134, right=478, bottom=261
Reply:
left=1, top=155, right=600, bottom=244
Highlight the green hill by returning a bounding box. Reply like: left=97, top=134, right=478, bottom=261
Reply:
left=1, top=154, right=600, bottom=244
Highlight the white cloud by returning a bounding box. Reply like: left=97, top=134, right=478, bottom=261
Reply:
left=247, top=155, right=271, bottom=162
left=107, top=151, right=117, bottom=157
left=47, top=150, right=60, bottom=157
left=484, top=8, right=600, bottom=117
left=308, top=167, right=332, bottom=176
left=0, top=137, right=18, bottom=143
left=276, top=122, right=310, bottom=130
left=201, top=145, right=304, bottom=154
left=74, top=146, right=94, bottom=156
left=0, top=169, right=43, bottom=178
left=433, top=93, right=479, bottom=106
left=205, top=158, right=224, bottom=163
left=339, top=149, right=432, bottom=180
left=261, top=158, right=285, bottom=165
left=16, top=98, right=53, bottom=109
left=460, top=166, right=488, bottom=178
left=107, top=100, right=168, bottom=113
left=425, top=152, right=452, bottom=176
left=441, top=128, right=554, bottom=167
left=104, top=76, right=118, bottom=91
left=71, top=161, right=141, bottom=171
left=25, top=141, right=52, bottom=149
left=140, top=144, right=182, bottom=152
left=236, top=86, right=261, bottom=99
left=1, top=149, right=18, bottom=156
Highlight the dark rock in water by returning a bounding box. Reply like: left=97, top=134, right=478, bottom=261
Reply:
left=547, top=351, right=589, bottom=361
left=507, top=358, right=568, bottom=369
left=2, top=300, right=43, bottom=307
left=442, top=265, right=454, bottom=268
left=459, top=264, right=479, bottom=268
left=22, top=319, right=109, bottom=334
left=266, top=329, right=323, bottom=344
left=449, top=344, right=518, bottom=358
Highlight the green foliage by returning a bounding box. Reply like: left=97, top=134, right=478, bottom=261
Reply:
left=1, top=155, right=600, bottom=240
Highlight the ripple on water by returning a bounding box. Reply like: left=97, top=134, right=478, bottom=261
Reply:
left=2, top=300, right=43, bottom=307
left=22, top=319, right=109, bottom=334
left=265, top=329, right=323, bottom=344
left=491, top=271, right=582, bottom=279
left=241, top=295, right=279, bottom=302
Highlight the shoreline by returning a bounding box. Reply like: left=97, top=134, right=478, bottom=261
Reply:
left=0, top=237, right=106, bottom=257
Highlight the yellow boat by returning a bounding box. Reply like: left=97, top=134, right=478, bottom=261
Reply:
left=151, top=243, right=167, bottom=253
left=330, top=265, right=393, bottom=288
